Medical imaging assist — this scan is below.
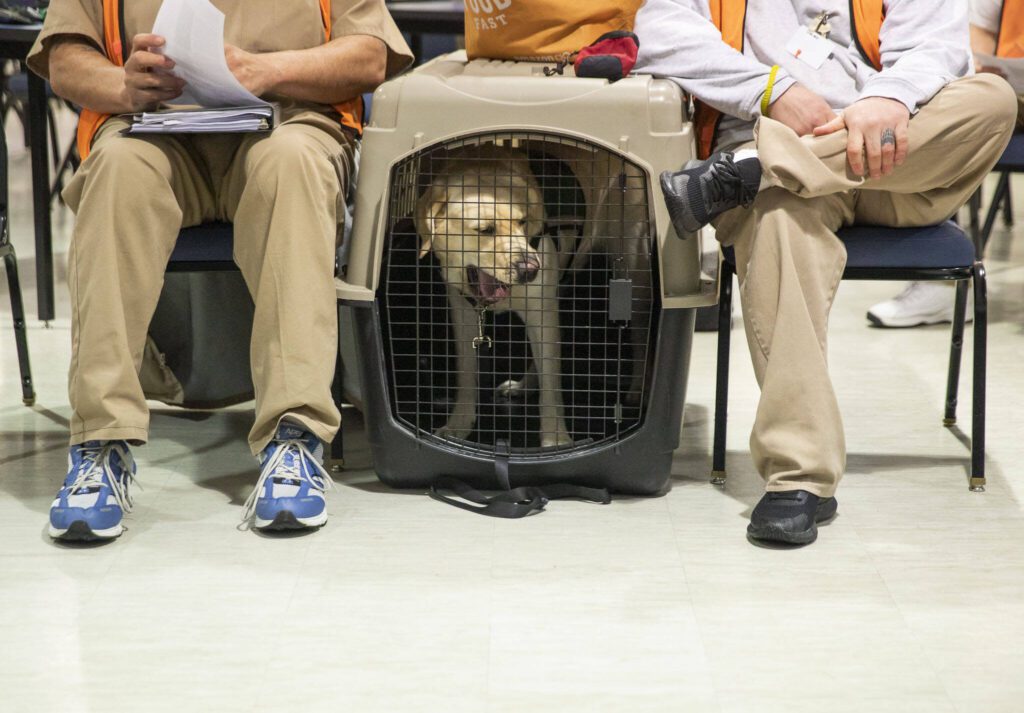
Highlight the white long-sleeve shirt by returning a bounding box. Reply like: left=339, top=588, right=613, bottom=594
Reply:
left=970, top=0, right=1001, bottom=32
left=634, top=0, right=972, bottom=151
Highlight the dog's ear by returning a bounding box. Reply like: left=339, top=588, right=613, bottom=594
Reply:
left=524, top=179, right=546, bottom=238
left=414, top=184, right=447, bottom=259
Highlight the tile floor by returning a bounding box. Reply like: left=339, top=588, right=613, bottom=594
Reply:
left=2, top=113, right=1023, bottom=713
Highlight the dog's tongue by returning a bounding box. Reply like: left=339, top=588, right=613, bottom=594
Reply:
left=478, top=269, right=510, bottom=302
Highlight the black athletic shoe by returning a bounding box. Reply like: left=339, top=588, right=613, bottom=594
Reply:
left=747, top=490, right=838, bottom=546
left=659, top=152, right=761, bottom=235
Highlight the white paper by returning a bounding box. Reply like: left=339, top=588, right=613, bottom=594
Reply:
left=151, top=0, right=268, bottom=108
left=973, top=53, right=1024, bottom=93
left=139, top=106, right=272, bottom=124
left=130, top=105, right=273, bottom=133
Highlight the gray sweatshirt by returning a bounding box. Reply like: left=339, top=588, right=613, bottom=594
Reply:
left=634, top=0, right=972, bottom=151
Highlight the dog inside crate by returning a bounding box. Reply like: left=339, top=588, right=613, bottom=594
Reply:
left=379, top=132, right=658, bottom=455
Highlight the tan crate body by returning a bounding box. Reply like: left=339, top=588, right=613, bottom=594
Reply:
left=337, top=51, right=717, bottom=309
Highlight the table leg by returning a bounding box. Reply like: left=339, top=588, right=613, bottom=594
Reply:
left=26, top=71, right=53, bottom=322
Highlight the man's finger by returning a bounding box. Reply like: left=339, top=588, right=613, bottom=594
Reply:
left=894, top=122, right=909, bottom=166
left=864, top=128, right=883, bottom=179
left=880, top=140, right=895, bottom=176
left=813, top=115, right=845, bottom=136
left=127, top=72, right=184, bottom=91
left=880, top=127, right=896, bottom=176
left=138, top=88, right=181, bottom=101
left=129, top=50, right=175, bottom=72
left=131, top=33, right=165, bottom=53
left=846, top=127, right=865, bottom=176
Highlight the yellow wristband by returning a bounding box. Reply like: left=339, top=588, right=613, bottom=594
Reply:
left=761, top=65, right=780, bottom=117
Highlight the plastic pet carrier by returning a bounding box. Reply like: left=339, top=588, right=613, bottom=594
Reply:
left=338, top=52, right=718, bottom=498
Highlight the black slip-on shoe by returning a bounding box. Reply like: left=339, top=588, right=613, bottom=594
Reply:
left=659, top=152, right=761, bottom=235
left=747, top=490, right=838, bottom=546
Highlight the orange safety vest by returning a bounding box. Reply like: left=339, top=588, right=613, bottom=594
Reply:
left=996, top=1, right=1024, bottom=57
left=77, top=0, right=364, bottom=159
left=694, top=0, right=884, bottom=159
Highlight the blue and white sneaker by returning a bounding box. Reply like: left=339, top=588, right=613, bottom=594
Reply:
left=243, top=423, right=334, bottom=531
left=49, top=441, right=137, bottom=542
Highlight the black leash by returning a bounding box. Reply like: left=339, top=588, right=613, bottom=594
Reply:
left=429, top=440, right=611, bottom=518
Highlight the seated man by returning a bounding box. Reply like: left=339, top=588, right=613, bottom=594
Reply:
left=636, top=0, right=1015, bottom=545
left=27, top=0, right=412, bottom=541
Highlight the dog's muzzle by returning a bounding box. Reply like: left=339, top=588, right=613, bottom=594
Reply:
left=513, top=253, right=541, bottom=284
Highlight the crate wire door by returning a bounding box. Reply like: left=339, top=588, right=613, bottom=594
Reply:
left=379, top=131, right=657, bottom=459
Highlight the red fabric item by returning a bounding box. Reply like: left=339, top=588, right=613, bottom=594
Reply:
left=574, top=31, right=639, bottom=81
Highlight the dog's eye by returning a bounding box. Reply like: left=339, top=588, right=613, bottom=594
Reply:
left=516, top=219, right=527, bottom=228
left=476, top=226, right=496, bottom=236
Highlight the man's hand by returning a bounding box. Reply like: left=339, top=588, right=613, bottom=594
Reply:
left=813, top=97, right=911, bottom=178
left=769, top=83, right=837, bottom=137
left=120, top=34, right=185, bottom=112
left=225, top=44, right=276, bottom=97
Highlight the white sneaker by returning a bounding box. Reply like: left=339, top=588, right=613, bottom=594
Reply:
left=866, top=281, right=972, bottom=328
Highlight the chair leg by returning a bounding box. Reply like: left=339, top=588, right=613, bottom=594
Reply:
left=46, top=103, right=61, bottom=172
left=970, top=263, right=987, bottom=492
left=943, top=280, right=969, bottom=426
left=329, top=302, right=345, bottom=470
left=978, top=172, right=1010, bottom=256
left=2, top=245, right=35, bottom=406
left=967, top=188, right=982, bottom=248
left=1001, top=174, right=1013, bottom=227
left=49, top=144, right=78, bottom=206
left=711, top=260, right=734, bottom=486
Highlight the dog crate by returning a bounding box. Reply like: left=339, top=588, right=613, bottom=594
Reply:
left=339, top=52, right=717, bottom=495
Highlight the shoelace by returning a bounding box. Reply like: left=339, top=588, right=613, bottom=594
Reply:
left=705, top=157, right=757, bottom=209
left=65, top=442, right=137, bottom=513
left=241, top=438, right=335, bottom=522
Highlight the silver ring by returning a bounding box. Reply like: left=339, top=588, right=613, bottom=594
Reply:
left=881, top=128, right=896, bottom=147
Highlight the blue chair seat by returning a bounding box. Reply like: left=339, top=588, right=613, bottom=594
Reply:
left=169, top=222, right=234, bottom=266
left=723, top=221, right=975, bottom=272
left=840, top=222, right=975, bottom=270
left=995, top=133, right=1024, bottom=171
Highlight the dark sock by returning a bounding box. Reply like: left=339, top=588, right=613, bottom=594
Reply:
left=734, top=156, right=763, bottom=195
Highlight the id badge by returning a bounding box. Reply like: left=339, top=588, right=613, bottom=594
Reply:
left=785, top=27, right=833, bottom=69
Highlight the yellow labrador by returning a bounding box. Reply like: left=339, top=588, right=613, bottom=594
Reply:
left=415, top=145, right=573, bottom=448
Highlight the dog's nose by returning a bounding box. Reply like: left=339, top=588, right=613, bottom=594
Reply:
left=513, top=254, right=541, bottom=284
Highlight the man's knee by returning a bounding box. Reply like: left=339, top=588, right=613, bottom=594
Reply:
left=954, top=73, right=1018, bottom=139
left=86, top=136, right=174, bottom=179
left=71, top=136, right=177, bottom=212
left=244, top=129, right=341, bottom=201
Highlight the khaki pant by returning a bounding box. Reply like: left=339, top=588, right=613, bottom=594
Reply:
left=713, top=74, right=1016, bottom=497
left=63, top=112, right=355, bottom=455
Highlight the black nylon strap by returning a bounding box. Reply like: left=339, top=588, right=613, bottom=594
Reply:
left=495, top=440, right=512, bottom=491
left=429, top=475, right=611, bottom=519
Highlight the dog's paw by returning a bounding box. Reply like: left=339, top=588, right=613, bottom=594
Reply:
left=435, top=416, right=475, bottom=441
left=541, top=430, right=574, bottom=449
left=495, top=378, right=529, bottom=402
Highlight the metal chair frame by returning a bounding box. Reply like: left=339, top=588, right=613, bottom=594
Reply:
left=969, top=169, right=1017, bottom=254
left=1, top=112, right=34, bottom=405
left=711, top=232, right=988, bottom=493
